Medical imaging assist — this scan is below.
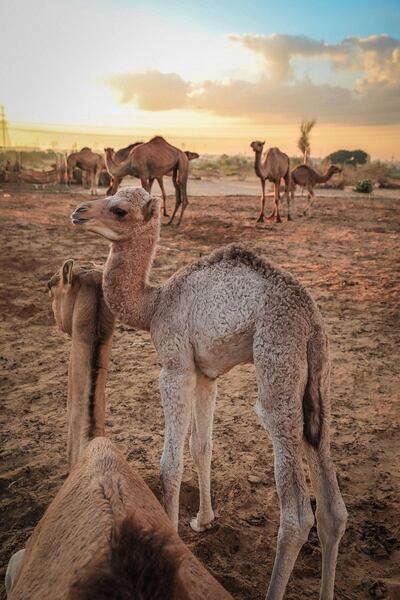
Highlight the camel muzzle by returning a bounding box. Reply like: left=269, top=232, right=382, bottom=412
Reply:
left=71, top=204, right=90, bottom=225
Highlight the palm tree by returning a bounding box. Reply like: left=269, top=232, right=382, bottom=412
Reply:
left=298, top=119, right=316, bottom=164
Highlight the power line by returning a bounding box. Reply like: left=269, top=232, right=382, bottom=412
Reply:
left=0, top=105, right=11, bottom=147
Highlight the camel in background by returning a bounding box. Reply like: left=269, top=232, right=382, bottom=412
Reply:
left=104, top=136, right=190, bottom=225
left=291, top=164, right=342, bottom=215
left=48, top=260, right=114, bottom=467
left=6, top=438, right=233, bottom=600
left=106, top=143, right=199, bottom=218
left=250, top=141, right=291, bottom=222
left=67, top=148, right=104, bottom=195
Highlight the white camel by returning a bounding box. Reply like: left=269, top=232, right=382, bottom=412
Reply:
left=71, top=188, right=347, bottom=600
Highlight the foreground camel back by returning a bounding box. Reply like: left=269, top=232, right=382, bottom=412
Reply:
left=104, top=136, right=190, bottom=225
left=291, top=164, right=342, bottom=216
left=48, top=261, right=114, bottom=467
left=71, top=187, right=347, bottom=600
left=250, top=140, right=291, bottom=222
left=6, top=438, right=233, bottom=600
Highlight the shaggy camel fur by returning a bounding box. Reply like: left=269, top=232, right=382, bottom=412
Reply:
left=67, top=148, right=104, bottom=195
left=291, top=164, right=342, bottom=215
left=6, top=438, right=233, bottom=600
left=104, top=136, right=189, bottom=225
left=251, top=141, right=291, bottom=222
left=71, top=187, right=347, bottom=600
left=106, top=144, right=199, bottom=218
left=48, top=261, right=114, bottom=467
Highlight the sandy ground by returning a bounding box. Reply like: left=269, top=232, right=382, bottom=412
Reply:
left=0, top=183, right=399, bottom=599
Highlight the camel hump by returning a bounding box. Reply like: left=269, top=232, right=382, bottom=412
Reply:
left=149, top=135, right=168, bottom=144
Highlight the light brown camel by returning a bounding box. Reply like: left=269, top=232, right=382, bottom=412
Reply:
left=107, top=143, right=199, bottom=218
left=250, top=141, right=291, bottom=223
left=48, top=260, right=114, bottom=467
left=67, top=148, right=104, bottom=195
left=104, top=136, right=189, bottom=225
left=71, top=187, right=347, bottom=600
left=5, top=438, right=233, bottom=600
left=291, top=164, right=342, bottom=216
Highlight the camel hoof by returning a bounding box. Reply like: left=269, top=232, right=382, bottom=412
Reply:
left=190, top=516, right=214, bottom=533
left=256, top=217, right=264, bottom=223
left=287, top=215, right=293, bottom=221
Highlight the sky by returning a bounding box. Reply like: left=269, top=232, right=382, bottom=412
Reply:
left=1, top=0, right=400, bottom=158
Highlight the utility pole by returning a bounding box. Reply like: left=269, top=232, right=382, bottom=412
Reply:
left=0, top=105, right=11, bottom=148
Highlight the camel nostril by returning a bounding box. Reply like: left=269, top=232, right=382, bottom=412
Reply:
left=76, top=205, right=88, bottom=213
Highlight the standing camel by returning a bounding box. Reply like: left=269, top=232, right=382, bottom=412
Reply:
left=106, top=144, right=199, bottom=218
left=250, top=141, right=291, bottom=222
left=48, top=260, right=114, bottom=467
left=71, top=187, right=347, bottom=600
left=67, top=148, right=104, bottom=195
left=104, top=136, right=189, bottom=225
left=5, top=438, right=233, bottom=600
left=291, top=164, right=342, bottom=216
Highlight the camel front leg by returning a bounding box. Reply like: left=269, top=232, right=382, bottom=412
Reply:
left=160, top=367, right=196, bottom=529
left=257, top=178, right=266, bottom=222
left=267, top=183, right=282, bottom=222
left=189, top=372, right=217, bottom=532
left=303, top=187, right=315, bottom=215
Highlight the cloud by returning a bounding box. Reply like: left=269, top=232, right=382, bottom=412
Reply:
left=106, top=33, right=400, bottom=126
left=106, top=71, right=191, bottom=111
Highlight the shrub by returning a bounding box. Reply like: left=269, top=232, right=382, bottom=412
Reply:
left=354, top=179, right=373, bottom=193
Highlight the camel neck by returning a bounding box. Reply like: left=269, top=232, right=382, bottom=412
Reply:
left=317, top=169, right=333, bottom=183
left=254, top=151, right=263, bottom=179
left=103, top=225, right=160, bottom=331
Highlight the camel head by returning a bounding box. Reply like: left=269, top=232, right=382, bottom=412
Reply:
left=185, top=151, right=200, bottom=161
left=328, top=165, right=342, bottom=175
left=250, top=141, right=265, bottom=153
left=47, top=259, right=77, bottom=335
left=71, top=187, right=160, bottom=242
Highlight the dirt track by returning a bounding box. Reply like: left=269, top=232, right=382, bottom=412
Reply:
left=0, top=186, right=399, bottom=599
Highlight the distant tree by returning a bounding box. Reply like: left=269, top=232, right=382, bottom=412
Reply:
left=297, top=119, right=316, bottom=164
left=326, top=149, right=369, bottom=166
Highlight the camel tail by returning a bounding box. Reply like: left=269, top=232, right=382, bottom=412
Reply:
left=303, top=330, right=328, bottom=449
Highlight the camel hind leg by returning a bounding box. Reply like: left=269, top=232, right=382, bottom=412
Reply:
left=267, top=182, right=282, bottom=223
left=189, top=372, right=217, bottom=532
left=167, top=165, right=181, bottom=225
left=253, top=324, right=314, bottom=600
left=303, top=331, right=347, bottom=599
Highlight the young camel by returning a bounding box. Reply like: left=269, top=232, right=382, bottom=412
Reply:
left=291, top=164, right=342, bottom=216
left=48, top=261, right=114, bottom=468
left=6, top=438, right=233, bottom=600
left=106, top=144, right=199, bottom=218
left=104, top=136, right=190, bottom=225
left=67, top=148, right=104, bottom=195
left=71, top=187, right=348, bottom=600
left=250, top=141, right=291, bottom=223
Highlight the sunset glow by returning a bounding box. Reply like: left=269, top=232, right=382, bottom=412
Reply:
left=2, top=0, right=399, bottom=158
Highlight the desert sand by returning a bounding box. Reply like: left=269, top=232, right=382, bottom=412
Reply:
left=0, top=183, right=399, bottom=599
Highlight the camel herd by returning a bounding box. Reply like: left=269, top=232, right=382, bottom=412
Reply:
left=67, top=136, right=341, bottom=225
left=1, top=136, right=341, bottom=227
left=6, top=185, right=348, bottom=599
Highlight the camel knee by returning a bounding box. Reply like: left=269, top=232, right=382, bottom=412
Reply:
left=317, top=502, right=347, bottom=544
left=280, top=504, right=314, bottom=545
left=189, top=436, right=212, bottom=465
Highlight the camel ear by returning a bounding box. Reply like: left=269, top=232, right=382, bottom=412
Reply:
left=142, top=196, right=159, bottom=222
left=61, top=259, right=74, bottom=286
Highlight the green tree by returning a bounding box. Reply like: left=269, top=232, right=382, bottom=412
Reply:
left=326, top=149, right=369, bottom=166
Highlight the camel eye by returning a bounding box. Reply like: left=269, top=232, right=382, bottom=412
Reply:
left=111, top=207, right=127, bottom=218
